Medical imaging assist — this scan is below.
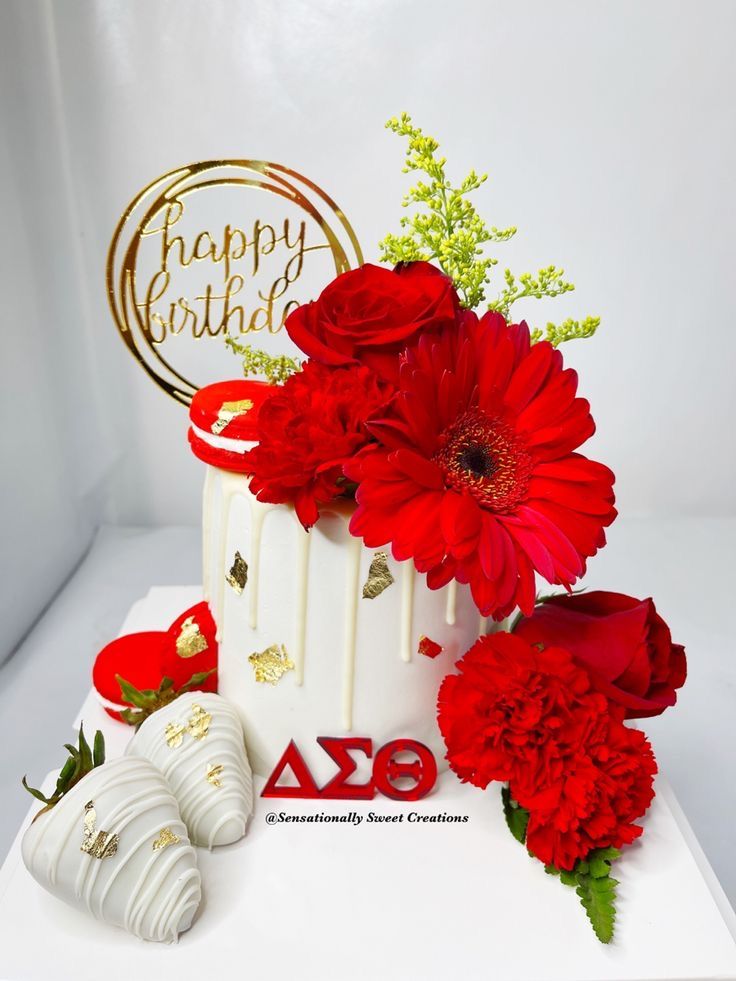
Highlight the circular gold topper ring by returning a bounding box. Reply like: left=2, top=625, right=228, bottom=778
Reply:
left=106, top=160, right=364, bottom=406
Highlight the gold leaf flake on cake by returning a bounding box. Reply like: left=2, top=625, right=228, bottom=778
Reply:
left=80, top=801, right=119, bottom=860
left=226, top=551, right=248, bottom=594
left=176, top=615, right=208, bottom=659
left=211, top=398, right=254, bottom=436
left=165, top=722, right=186, bottom=749
left=248, top=644, right=294, bottom=685
left=362, top=551, right=394, bottom=599
left=187, top=704, right=212, bottom=741
left=206, top=763, right=224, bottom=788
left=152, top=827, right=180, bottom=851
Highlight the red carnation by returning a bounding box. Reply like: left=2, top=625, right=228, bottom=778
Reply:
left=437, top=631, right=657, bottom=871
left=245, top=362, right=392, bottom=529
left=515, top=591, right=686, bottom=719
left=437, top=632, right=610, bottom=793
left=521, top=724, right=657, bottom=870
left=285, top=261, right=460, bottom=384
left=346, top=312, right=616, bottom=619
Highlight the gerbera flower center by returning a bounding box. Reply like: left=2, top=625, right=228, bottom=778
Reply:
left=435, top=409, right=533, bottom=512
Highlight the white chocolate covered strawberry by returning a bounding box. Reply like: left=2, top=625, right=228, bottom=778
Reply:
left=21, top=727, right=201, bottom=943
left=119, top=675, right=253, bottom=848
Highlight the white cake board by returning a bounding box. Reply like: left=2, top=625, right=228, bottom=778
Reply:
left=1, top=587, right=735, bottom=981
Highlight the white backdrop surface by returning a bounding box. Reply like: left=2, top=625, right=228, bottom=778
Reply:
left=4, top=0, right=736, bottom=527
left=2, top=0, right=736, bottom=955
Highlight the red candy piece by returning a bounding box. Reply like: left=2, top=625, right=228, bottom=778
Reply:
left=92, top=631, right=167, bottom=721
left=418, top=635, right=443, bottom=659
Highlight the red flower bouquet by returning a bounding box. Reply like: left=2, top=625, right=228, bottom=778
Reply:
left=229, top=113, right=686, bottom=944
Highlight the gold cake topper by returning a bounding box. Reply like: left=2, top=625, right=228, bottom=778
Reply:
left=107, top=161, right=363, bottom=405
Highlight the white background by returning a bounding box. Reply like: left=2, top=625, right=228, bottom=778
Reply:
left=2, top=0, right=736, bottom=932
left=2, top=0, right=735, bottom=698
left=4, top=0, right=736, bottom=526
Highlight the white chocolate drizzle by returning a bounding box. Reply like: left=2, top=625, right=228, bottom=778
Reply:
left=478, top=615, right=489, bottom=636
left=445, top=579, right=458, bottom=625
left=201, top=466, right=215, bottom=601
left=342, top=535, right=362, bottom=730
left=293, top=520, right=311, bottom=686
left=247, top=495, right=272, bottom=631
left=213, top=489, right=235, bottom=643
left=400, top=562, right=416, bottom=663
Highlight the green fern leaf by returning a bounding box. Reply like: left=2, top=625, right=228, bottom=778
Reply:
left=501, top=785, right=530, bottom=844
left=576, top=870, right=618, bottom=944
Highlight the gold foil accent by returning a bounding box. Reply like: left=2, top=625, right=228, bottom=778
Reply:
left=226, top=551, right=248, bottom=594
left=362, top=551, right=395, bottom=599
left=212, top=399, right=255, bottom=436
left=176, top=615, right=208, bottom=659
left=152, top=827, right=180, bottom=851
left=187, top=704, right=212, bottom=741
left=206, top=763, right=224, bottom=788
left=165, top=722, right=186, bottom=749
left=248, top=644, right=294, bottom=685
left=80, top=801, right=119, bottom=860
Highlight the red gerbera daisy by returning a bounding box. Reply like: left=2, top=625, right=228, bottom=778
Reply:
left=245, top=362, right=392, bottom=529
left=346, top=312, right=616, bottom=618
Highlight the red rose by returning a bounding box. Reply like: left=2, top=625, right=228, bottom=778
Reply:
left=436, top=632, right=610, bottom=793
left=521, top=724, right=657, bottom=870
left=245, top=362, right=392, bottom=529
left=515, top=591, right=686, bottom=719
left=284, top=261, right=459, bottom=384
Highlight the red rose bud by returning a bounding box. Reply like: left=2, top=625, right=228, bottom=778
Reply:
left=515, top=591, right=686, bottom=719
left=284, top=261, right=460, bottom=385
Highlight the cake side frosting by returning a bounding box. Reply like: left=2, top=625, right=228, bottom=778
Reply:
left=202, top=464, right=486, bottom=781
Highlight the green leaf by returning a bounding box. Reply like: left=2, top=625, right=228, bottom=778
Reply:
left=559, top=869, right=578, bottom=887
left=93, top=730, right=106, bottom=768
left=501, top=786, right=529, bottom=844
left=55, top=756, right=77, bottom=794
left=21, top=776, right=51, bottom=805
left=77, top=724, right=93, bottom=774
left=224, top=338, right=301, bottom=384
left=116, top=674, right=155, bottom=710
left=179, top=669, right=216, bottom=694
left=576, top=870, right=618, bottom=944
left=588, top=846, right=620, bottom=879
